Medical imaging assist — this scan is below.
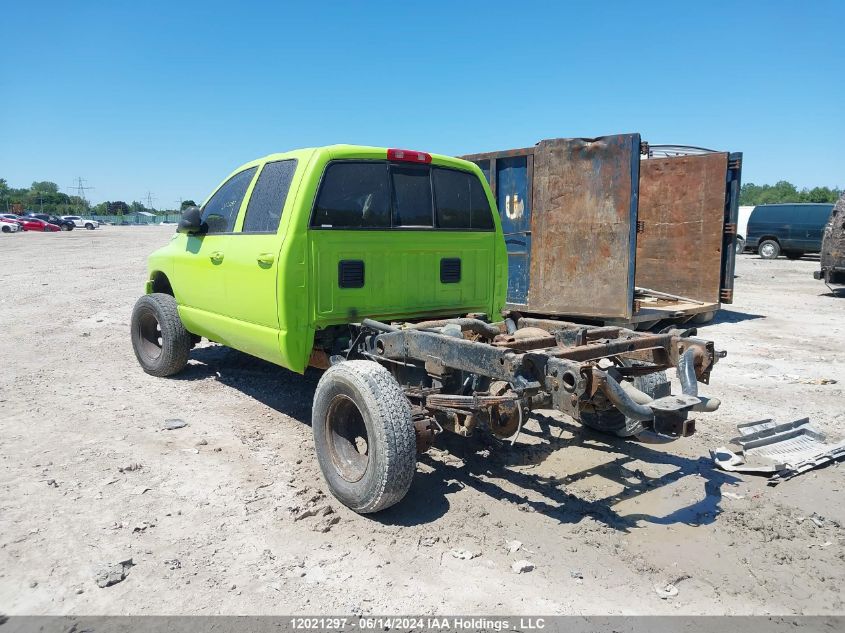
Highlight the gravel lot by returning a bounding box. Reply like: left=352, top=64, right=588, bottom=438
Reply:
left=1, top=226, right=843, bottom=615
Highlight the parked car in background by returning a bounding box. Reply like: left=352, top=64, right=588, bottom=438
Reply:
left=1, top=218, right=21, bottom=233
left=746, top=203, right=835, bottom=259
left=17, top=217, right=60, bottom=232
left=735, top=205, right=755, bottom=253
left=25, top=213, right=75, bottom=231
left=61, top=215, right=100, bottom=230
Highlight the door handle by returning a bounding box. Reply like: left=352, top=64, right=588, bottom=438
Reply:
left=209, top=251, right=224, bottom=263
left=257, top=253, right=275, bottom=265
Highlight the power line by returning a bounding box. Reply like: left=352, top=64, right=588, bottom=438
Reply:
left=67, top=177, right=94, bottom=202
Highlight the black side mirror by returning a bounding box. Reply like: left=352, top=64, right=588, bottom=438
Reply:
left=177, top=207, right=206, bottom=234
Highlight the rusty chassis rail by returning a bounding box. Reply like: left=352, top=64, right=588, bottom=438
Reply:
left=353, top=316, right=723, bottom=441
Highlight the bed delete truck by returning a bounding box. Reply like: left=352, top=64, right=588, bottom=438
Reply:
left=131, top=145, right=724, bottom=513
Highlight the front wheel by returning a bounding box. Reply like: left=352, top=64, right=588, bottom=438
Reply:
left=312, top=360, right=416, bottom=514
left=758, top=239, right=780, bottom=259
left=1, top=226, right=9, bottom=233
left=60, top=224, right=70, bottom=231
left=130, top=293, right=191, bottom=377
left=735, top=238, right=745, bottom=254
left=85, top=223, right=94, bottom=230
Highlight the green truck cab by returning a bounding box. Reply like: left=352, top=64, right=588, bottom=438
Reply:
left=141, top=145, right=506, bottom=374
left=132, top=145, right=722, bottom=514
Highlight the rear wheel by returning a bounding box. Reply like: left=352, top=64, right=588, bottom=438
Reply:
left=60, top=224, right=69, bottom=231
left=758, top=239, right=780, bottom=259
left=130, top=293, right=191, bottom=377
left=312, top=360, right=416, bottom=513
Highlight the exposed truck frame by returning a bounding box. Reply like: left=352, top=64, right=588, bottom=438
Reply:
left=325, top=313, right=722, bottom=454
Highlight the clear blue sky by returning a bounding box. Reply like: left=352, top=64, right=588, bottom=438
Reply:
left=1, top=0, right=843, bottom=207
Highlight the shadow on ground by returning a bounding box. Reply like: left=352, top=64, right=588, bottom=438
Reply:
left=178, top=344, right=740, bottom=533
left=708, top=309, right=766, bottom=325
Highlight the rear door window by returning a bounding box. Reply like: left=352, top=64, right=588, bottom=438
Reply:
left=241, top=160, right=297, bottom=233
left=311, top=160, right=494, bottom=231
left=312, top=162, right=390, bottom=228
left=433, top=167, right=494, bottom=230
left=201, top=167, right=257, bottom=234
left=391, top=165, right=433, bottom=227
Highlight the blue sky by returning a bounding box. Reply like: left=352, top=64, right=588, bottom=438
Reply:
left=1, top=1, right=843, bottom=207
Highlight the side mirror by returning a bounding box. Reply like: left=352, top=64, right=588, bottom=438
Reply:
left=177, top=207, right=206, bottom=234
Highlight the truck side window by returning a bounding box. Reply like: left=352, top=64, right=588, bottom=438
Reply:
left=312, top=162, right=390, bottom=228
left=201, top=167, right=257, bottom=234
left=241, top=160, right=297, bottom=233
left=391, top=165, right=433, bottom=227
left=433, top=168, right=494, bottom=230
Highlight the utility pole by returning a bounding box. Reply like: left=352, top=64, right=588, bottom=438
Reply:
left=67, top=177, right=94, bottom=214
left=144, top=191, right=156, bottom=212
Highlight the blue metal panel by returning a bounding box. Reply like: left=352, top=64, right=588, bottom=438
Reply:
left=496, top=156, right=531, bottom=305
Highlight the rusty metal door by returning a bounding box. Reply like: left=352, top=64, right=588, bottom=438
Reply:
left=528, top=134, right=641, bottom=318
left=636, top=153, right=730, bottom=305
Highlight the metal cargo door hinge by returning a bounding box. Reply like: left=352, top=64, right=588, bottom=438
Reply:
left=640, top=141, right=650, bottom=156
left=720, top=288, right=733, bottom=302
left=724, top=223, right=737, bottom=236
left=636, top=220, right=645, bottom=233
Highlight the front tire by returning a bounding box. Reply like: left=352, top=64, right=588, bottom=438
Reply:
left=735, top=238, right=745, bottom=254
left=85, top=223, right=94, bottom=230
left=1, top=226, right=9, bottom=233
left=758, top=239, right=780, bottom=259
left=130, top=293, right=191, bottom=377
left=312, top=360, right=416, bottom=514
left=60, top=224, right=69, bottom=231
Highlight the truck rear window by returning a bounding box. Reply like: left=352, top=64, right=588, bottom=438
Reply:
left=311, top=161, right=494, bottom=230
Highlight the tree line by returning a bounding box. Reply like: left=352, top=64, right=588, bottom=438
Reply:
left=4, top=176, right=841, bottom=216
left=739, top=181, right=842, bottom=206
left=0, top=179, right=195, bottom=216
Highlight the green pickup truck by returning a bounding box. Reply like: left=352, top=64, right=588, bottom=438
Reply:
left=131, top=144, right=722, bottom=513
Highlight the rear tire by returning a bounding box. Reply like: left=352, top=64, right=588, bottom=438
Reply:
left=130, top=293, right=191, bottom=377
left=60, top=224, right=69, bottom=231
left=758, top=239, right=780, bottom=259
left=312, top=360, right=416, bottom=514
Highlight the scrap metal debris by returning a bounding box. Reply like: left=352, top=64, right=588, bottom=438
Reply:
left=712, top=418, right=845, bottom=484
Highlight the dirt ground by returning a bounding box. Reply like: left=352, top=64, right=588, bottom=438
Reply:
left=1, top=226, right=843, bottom=616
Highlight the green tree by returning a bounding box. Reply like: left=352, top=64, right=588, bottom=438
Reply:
left=180, top=199, right=197, bottom=210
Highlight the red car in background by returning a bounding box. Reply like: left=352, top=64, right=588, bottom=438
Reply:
left=17, top=217, right=60, bottom=232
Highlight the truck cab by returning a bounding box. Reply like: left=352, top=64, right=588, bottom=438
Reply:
left=143, top=145, right=507, bottom=373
